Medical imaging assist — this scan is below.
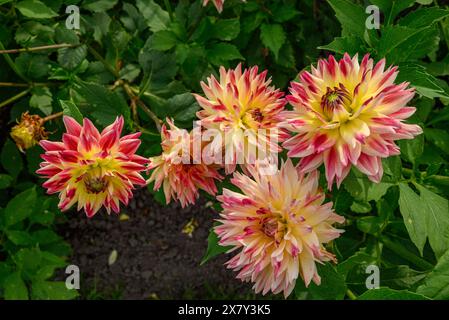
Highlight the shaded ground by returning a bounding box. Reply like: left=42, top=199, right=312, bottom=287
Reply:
left=58, top=189, right=254, bottom=299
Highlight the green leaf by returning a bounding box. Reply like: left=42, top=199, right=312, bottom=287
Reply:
left=417, top=249, right=449, bottom=299
left=136, top=0, right=170, bottom=32
left=319, top=36, right=365, bottom=55
left=201, top=225, right=231, bottom=265
left=343, top=170, right=393, bottom=202
left=57, top=45, right=87, bottom=71
left=396, top=63, right=448, bottom=99
left=270, top=4, right=299, bottom=23
left=1, top=139, right=23, bottom=178
left=0, top=174, right=13, bottom=189
left=6, top=230, right=34, bottom=246
left=370, top=0, right=415, bottom=25
left=73, top=81, right=131, bottom=128
left=380, top=265, right=427, bottom=290
left=4, top=187, right=37, bottom=227
left=32, top=281, right=79, bottom=300
left=398, top=183, right=427, bottom=255
left=399, top=8, right=449, bottom=29
left=206, top=43, right=244, bottom=66
left=83, top=0, right=118, bottom=12
left=356, top=216, right=384, bottom=235
left=326, top=0, right=366, bottom=37
left=15, top=53, right=50, bottom=80
left=15, top=0, right=58, bottom=19
left=152, top=30, right=178, bottom=51
left=425, top=128, right=449, bottom=155
left=30, top=86, right=52, bottom=115
left=4, top=272, right=28, bottom=300
left=358, top=288, right=430, bottom=300
left=307, top=264, right=347, bottom=300
left=260, top=23, right=286, bottom=60
left=337, top=249, right=376, bottom=280
left=398, top=133, right=424, bottom=164
left=212, top=18, right=240, bottom=41
left=416, top=184, right=449, bottom=259
left=60, top=100, right=83, bottom=124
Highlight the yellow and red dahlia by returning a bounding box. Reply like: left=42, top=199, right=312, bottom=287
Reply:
left=148, top=119, right=223, bottom=207
left=281, top=53, right=422, bottom=189
left=215, top=159, right=345, bottom=297
left=37, top=116, right=148, bottom=217
left=193, top=64, right=287, bottom=174
left=202, top=0, right=224, bottom=13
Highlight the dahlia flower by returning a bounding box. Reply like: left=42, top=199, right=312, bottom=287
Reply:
left=215, top=159, right=345, bottom=297
left=281, top=53, right=422, bottom=189
left=10, top=112, right=48, bottom=152
left=203, top=0, right=224, bottom=13
left=148, top=119, right=223, bottom=207
left=193, top=64, right=287, bottom=174
left=37, top=116, right=148, bottom=217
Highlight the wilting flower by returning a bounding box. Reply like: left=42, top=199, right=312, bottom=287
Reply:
left=202, top=0, right=224, bottom=13
left=215, top=159, right=344, bottom=297
left=148, top=119, right=223, bottom=207
left=281, top=53, right=422, bottom=188
left=10, top=112, right=48, bottom=152
left=37, top=116, right=148, bottom=217
left=193, top=64, right=287, bottom=174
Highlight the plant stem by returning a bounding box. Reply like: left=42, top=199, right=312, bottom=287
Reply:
left=0, top=43, right=78, bottom=54
left=0, top=82, right=58, bottom=87
left=346, top=289, right=357, bottom=300
left=122, top=83, right=162, bottom=132
left=0, top=40, right=28, bottom=82
left=87, top=45, right=120, bottom=78
left=0, top=89, right=30, bottom=108
left=164, top=0, right=174, bottom=22
left=380, top=236, right=434, bottom=270
left=41, top=111, right=63, bottom=123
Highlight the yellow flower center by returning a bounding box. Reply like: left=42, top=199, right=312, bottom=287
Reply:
left=84, top=175, right=109, bottom=194
left=320, top=84, right=352, bottom=121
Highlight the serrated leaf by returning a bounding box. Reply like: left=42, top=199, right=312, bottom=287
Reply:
left=136, top=0, right=169, bottom=32
left=417, top=249, right=449, bottom=299
left=30, top=86, right=52, bottom=115
left=60, top=100, right=83, bottom=124
left=83, top=0, right=118, bottom=12
left=206, top=43, right=243, bottom=66
left=358, top=288, right=430, bottom=300
left=4, top=272, right=28, bottom=300
left=326, top=0, right=366, bottom=37
left=212, top=18, right=240, bottom=41
left=4, top=187, right=37, bottom=227
left=58, top=45, right=87, bottom=71
left=319, top=36, right=365, bottom=55
left=152, top=30, right=178, bottom=51
left=260, top=23, right=286, bottom=60
left=398, top=183, right=427, bottom=255
left=15, top=0, right=57, bottom=19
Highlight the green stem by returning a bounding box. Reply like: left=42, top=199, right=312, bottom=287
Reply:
left=0, top=43, right=78, bottom=54
left=163, top=0, right=174, bottom=22
left=0, top=89, right=30, bottom=108
left=0, top=40, right=28, bottom=82
left=380, top=236, right=434, bottom=270
left=87, top=45, right=120, bottom=78
left=346, top=289, right=357, bottom=300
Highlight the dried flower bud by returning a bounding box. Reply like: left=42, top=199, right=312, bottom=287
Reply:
left=10, top=112, right=48, bottom=153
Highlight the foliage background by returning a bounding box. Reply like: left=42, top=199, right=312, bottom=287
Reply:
left=0, top=0, right=449, bottom=300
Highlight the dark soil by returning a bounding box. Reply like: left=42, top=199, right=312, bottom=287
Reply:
left=58, top=189, right=254, bottom=300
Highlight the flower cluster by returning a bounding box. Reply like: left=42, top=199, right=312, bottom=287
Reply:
left=37, top=53, right=422, bottom=297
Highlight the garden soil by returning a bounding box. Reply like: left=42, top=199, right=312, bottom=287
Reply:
left=58, top=189, right=254, bottom=299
